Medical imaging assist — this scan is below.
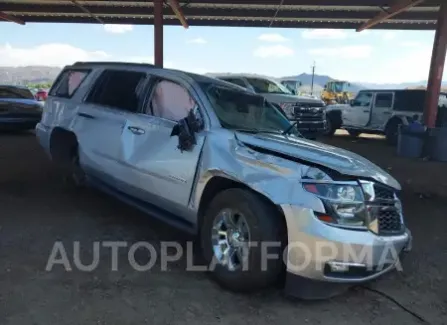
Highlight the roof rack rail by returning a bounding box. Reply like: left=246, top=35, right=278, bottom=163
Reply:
left=73, top=61, right=155, bottom=67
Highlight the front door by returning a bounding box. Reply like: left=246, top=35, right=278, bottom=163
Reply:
left=345, top=91, right=373, bottom=127
left=122, top=78, right=205, bottom=223
left=370, top=92, right=394, bottom=129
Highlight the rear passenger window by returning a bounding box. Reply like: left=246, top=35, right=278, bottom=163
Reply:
left=50, top=69, right=89, bottom=98
left=86, top=70, right=146, bottom=113
left=375, top=93, right=393, bottom=108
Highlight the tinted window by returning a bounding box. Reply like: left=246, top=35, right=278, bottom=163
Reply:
left=86, top=70, right=146, bottom=112
left=352, top=92, right=373, bottom=107
left=394, top=90, right=425, bottom=112
left=220, top=78, right=247, bottom=88
left=0, top=86, right=34, bottom=99
left=375, top=93, right=393, bottom=108
left=50, top=69, right=89, bottom=98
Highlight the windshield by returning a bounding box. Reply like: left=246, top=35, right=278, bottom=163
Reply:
left=245, top=77, right=292, bottom=95
left=199, top=82, right=300, bottom=136
left=329, top=82, right=346, bottom=93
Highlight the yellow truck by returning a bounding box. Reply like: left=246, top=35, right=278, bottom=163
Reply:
left=321, top=80, right=354, bottom=105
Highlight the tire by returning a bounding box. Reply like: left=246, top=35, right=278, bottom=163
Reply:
left=200, top=188, right=286, bottom=293
left=324, top=117, right=335, bottom=136
left=346, top=129, right=361, bottom=137
left=59, top=148, right=87, bottom=189
left=385, top=119, right=402, bottom=146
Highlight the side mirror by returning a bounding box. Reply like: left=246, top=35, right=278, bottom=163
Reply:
left=170, top=109, right=202, bottom=152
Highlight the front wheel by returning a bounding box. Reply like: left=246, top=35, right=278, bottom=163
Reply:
left=324, top=117, right=335, bottom=136
left=200, top=189, right=286, bottom=293
left=346, top=129, right=361, bottom=137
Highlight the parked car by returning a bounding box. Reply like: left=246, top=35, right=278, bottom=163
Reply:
left=35, top=88, right=49, bottom=101
left=208, top=73, right=327, bottom=140
left=36, top=62, right=412, bottom=300
left=325, top=89, right=447, bottom=144
left=0, top=85, right=43, bottom=131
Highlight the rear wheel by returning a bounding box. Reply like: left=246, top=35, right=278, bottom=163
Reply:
left=200, top=188, right=285, bottom=293
left=65, top=150, right=87, bottom=188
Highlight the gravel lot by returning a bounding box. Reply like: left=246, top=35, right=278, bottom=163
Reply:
left=0, top=131, right=446, bottom=325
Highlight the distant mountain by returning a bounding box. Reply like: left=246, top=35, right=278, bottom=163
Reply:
left=0, top=66, right=61, bottom=85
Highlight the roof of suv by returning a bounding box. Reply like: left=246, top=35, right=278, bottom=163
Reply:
left=70, top=61, right=251, bottom=91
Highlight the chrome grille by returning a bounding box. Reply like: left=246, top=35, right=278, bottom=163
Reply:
left=378, top=208, right=403, bottom=234
left=373, top=184, right=395, bottom=201
left=293, top=104, right=325, bottom=122
left=363, top=182, right=404, bottom=236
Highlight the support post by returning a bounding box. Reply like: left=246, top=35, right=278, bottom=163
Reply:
left=424, top=3, right=447, bottom=128
left=154, top=0, right=163, bottom=68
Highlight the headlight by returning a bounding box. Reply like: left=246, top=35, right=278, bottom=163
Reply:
left=279, top=102, right=295, bottom=119
left=303, top=181, right=367, bottom=228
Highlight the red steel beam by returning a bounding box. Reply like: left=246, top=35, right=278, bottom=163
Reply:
left=0, top=11, right=25, bottom=25
left=167, top=0, right=189, bottom=29
left=356, top=0, right=425, bottom=32
left=154, top=0, right=163, bottom=68
left=424, top=3, right=447, bottom=128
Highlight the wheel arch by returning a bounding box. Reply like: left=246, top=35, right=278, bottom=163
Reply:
left=384, top=115, right=404, bottom=132
left=196, top=174, right=287, bottom=239
left=49, top=127, right=79, bottom=164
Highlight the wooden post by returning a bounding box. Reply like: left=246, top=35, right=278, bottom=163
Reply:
left=424, top=3, right=447, bottom=127
left=154, top=0, right=163, bottom=68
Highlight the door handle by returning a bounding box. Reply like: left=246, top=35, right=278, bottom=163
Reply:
left=127, top=126, right=145, bottom=135
left=383, top=111, right=392, bottom=114
left=363, top=110, right=370, bottom=113
left=78, top=112, right=96, bottom=119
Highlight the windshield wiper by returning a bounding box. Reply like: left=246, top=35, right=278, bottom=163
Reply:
left=233, top=128, right=282, bottom=134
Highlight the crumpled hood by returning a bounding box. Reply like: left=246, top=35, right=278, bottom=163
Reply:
left=235, top=132, right=401, bottom=190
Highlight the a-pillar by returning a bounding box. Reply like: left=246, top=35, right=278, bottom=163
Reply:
left=424, top=3, right=447, bottom=127
left=154, top=0, right=163, bottom=68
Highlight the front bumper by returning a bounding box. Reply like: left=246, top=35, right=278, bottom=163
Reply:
left=280, top=204, right=412, bottom=299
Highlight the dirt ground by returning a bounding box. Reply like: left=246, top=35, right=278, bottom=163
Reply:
left=0, top=131, right=446, bottom=325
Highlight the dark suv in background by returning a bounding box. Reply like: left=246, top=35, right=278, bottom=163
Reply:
left=0, top=85, right=43, bottom=131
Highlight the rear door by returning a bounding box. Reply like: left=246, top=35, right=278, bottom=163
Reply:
left=370, top=92, right=393, bottom=129
left=74, top=69, right=148, bottom=187
left=120, top=75, right=206, bottom=222
left=343, top=91, right=373, bottom=127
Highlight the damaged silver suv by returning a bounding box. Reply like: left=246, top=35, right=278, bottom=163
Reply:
left=36, top=62, right=412, bottom=299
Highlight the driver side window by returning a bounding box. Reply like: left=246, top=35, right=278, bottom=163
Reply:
left=146, top=79, right=197, bottom=122
left=353, top=92, right=373, bottom=107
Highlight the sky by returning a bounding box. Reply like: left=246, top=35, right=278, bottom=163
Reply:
left=0, top=22, right=440, bottom=84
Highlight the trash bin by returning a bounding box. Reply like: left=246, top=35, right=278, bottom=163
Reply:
left=397, top=125, right=425, bottom=158
left=427, top=127, right=447, bottom=162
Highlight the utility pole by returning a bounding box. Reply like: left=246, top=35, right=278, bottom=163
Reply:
left=310, top=61, right=316, bottom=96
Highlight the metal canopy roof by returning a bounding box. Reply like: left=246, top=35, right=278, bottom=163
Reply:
left=0, top=0, right=442, bottom=30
